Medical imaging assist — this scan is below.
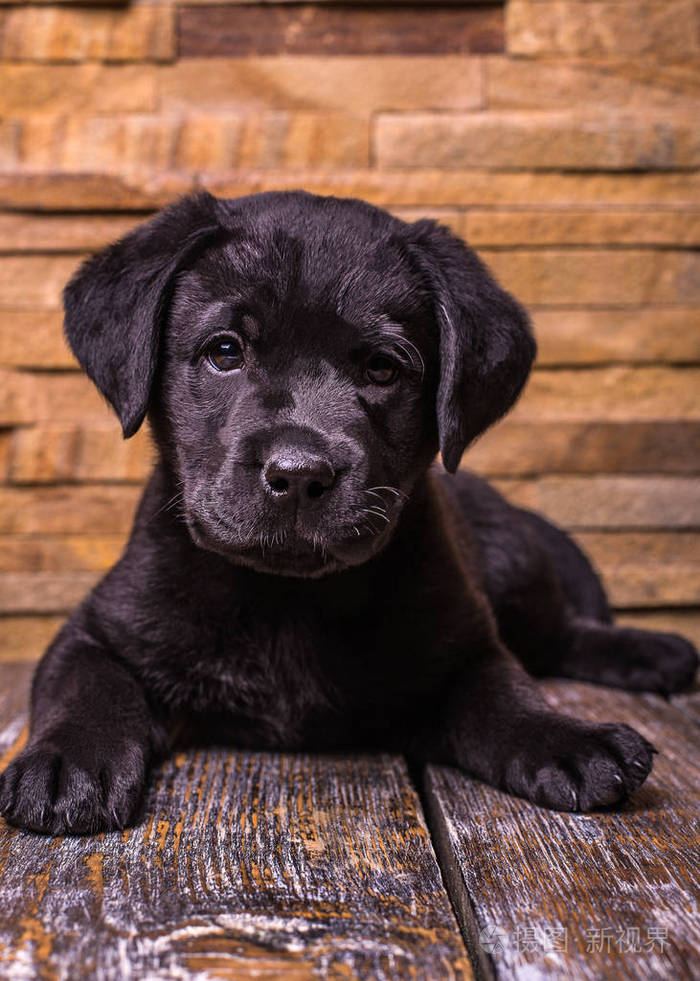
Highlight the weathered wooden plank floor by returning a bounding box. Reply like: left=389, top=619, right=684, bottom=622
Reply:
left=426, top=681, right=700, bottom=980
left=0, top=663, right=472, bottom=981
left=0, top=661, right=698, bottom=980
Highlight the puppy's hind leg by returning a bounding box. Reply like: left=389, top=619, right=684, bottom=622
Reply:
left=498, top=510, right=699, bottom=695
left=556, top=618, right=698, bottom=696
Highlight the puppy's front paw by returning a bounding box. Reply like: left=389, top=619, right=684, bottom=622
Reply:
left=503, top=718, right=654, bottom=812
left=0, top=734, right=147, bottom=835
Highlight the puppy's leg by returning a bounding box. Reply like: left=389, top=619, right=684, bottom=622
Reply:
left=0, top=618, right=163, bottom=835
left=480, top=508, right=698, bottom=695
left=496, top=575, right=698, bottom=695
left=553, top=619, right=698, bottom=695
left=435, top=645, right=655, bottom=812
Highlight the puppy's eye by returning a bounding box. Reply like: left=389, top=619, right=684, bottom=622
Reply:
left=207, top=338, right=244, bottom=372
left=365, top=354, right=398, bottom=386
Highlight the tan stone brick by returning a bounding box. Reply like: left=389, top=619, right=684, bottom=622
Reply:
left=0, top=256, right=82, bottom=311
left=0, top=6, right=175, bottom=62
left=375, top=111, right=700, bottom=170
left=0, top=572, right=99, bottom=614
left=20, top=113, right=369, bottom=171
left=20, top=115, right=178, bottom=172
left=173, top=115, right=244, bottom=171
left=461, top=211, right=700, bottom=248
left=532, top=308, right=700, bottom=364
left=238, top=112, right=369, bottom=168
left=2, top=170, right=698, bottom=212
left=178, top=3, right=503, bottom=56
left=0, top=486, right=140, bottom=535
left=493, top=476, right=700, bottom=529
left=0, top=370, right=112, bottom=426
left=6, top=425, right=78, bottom=484
left=7, top=422, right=153, bottom=483
left=0, top=172, right=193, bottom=211
left=507, top=1, right=700, bottom=58
left=0, top=119, right=19, bottom=167
left=0, top=312, right=75, bottom=369
left=482, top=248, right=700, bottom=306
left=466, top=420, right=700, bottom=475
left=0, top=65, right=157, bottom=114
left=6, top=423, right=152, bottom=483
left=0, top=615, right=65, bottom=662
left=487, top=57, right=700, bottom=112
left=159, top=56, right=484, bottom=113
left=199, top=170, right=700, bottom=210
left=0, top=431, right=9, bottom=481
left=76, top=116, right=177, bottom=171
left=0, top=535, right=124, bottom=572
left=574, top=532, right=700, bottom=607
left=0, top=214, right=142, bottom=254
left=515, top=367, right=700, bottom=422
left=19, top=114, right=169, bottom=171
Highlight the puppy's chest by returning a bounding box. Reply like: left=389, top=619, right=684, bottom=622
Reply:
left=157, top=606, right=334, bottom=742
left=149, top=588, right=451, bottom=748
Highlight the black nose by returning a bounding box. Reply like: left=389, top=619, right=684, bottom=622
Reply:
left=263, top=454, right=336, bottom=502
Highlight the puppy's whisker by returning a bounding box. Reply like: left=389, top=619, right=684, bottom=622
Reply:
left=366, top=485, right=407, bottom=510
left=359, top=507, right=390, bottom=525
left=367, top=485, right=404, bottom=498
left=151, top=491, right=185, bottom=521
left=365, top=489, right=389, bottom=504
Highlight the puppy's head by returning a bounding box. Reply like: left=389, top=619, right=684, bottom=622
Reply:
left=64, top=191, right=534, bottom=577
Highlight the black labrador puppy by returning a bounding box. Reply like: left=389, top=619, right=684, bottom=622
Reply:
left=1, top=191, right=696, bottom=835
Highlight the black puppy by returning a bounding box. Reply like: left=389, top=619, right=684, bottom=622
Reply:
left=1, top=191, right=696, bottom=835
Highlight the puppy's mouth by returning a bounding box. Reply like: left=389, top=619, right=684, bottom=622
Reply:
left=187, top=513, right=394, bottom=579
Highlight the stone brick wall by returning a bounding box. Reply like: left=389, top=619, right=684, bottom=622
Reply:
left=1, top=0, right=698, bottom=660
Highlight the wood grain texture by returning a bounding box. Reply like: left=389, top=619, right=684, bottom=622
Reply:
left=178, top=4, right=504, bottom=57
left=425, top=681, right=700, bottom=980
left=0, top=662, right=473, bottom=981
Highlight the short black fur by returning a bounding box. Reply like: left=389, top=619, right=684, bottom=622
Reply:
left=1, top=191, right=696, bottom=834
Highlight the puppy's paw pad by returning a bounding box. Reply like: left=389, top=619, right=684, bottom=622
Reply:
left=0, top=747, right=60, bottom=831
left=505, top=720, right=654, bottom=812
left=0, top=740, right=146, bottom=835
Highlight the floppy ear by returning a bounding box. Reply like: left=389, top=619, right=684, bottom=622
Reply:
left=407, top=219, right=536, bottom=473
left=63, top=191, right=223, bottom=437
